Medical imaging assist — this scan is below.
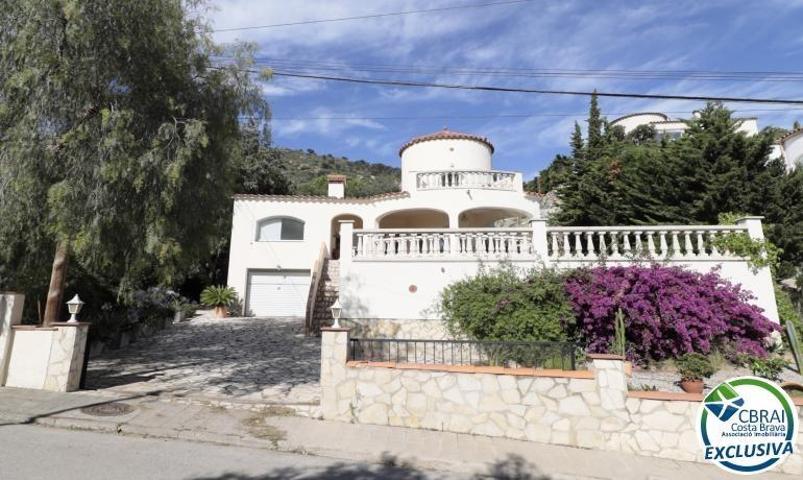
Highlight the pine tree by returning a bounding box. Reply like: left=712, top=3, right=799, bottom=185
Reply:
left=570, top=122, right=584, bottom=159
left=587, top=92, right=604, bottom=152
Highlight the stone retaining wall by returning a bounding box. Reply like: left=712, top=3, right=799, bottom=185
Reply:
left=320, top=328, right=803, bottom=475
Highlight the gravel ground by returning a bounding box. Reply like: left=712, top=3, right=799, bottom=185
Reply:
left=631, top=356, right=803, bottom=393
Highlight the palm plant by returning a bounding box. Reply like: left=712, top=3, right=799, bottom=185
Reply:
left=200, top=286, right=237, bottom=318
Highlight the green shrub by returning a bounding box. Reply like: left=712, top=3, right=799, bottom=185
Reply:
left=200, top=285, right=237, bottom=308
left=439, top=265, right=574, bottom=342
left=613, top=308, right=626, bottom=357
left=676, top=353, right=716, bottom=381
left=776, top=285, right=803, bottom=348
left=744, top=355, right=787, bottom=382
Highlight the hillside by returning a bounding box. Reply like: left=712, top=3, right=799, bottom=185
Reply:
left=274, top=148, right=401, bottom=197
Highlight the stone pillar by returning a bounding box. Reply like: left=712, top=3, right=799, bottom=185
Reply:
left=4, top=322, right=89, bottom=392
left=530, top=218, right=549, bottom=263
left=44, top=323, right=90, bottom=392
left=320, top=327, right=350, bottom=419
left=737, top=216, right=765, bottom=241
left=736, top=216, right=780, bottom=323
left=590, top=354, right=628, bottom=410
left=0, top=292, right=25, bottom=385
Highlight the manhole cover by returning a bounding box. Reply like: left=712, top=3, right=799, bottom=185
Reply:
left=81, top=402, right=135, bottom=417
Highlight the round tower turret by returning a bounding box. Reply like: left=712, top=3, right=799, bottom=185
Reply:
left=399, top=129, right=494, bottom=192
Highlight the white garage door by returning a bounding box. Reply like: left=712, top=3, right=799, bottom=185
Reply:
left=246, top=270, right=311, bottom=317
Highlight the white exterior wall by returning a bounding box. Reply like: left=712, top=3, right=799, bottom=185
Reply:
left=227, top=189, right=540, bottom=305
left=401, top=139, right=492, bottom=192
left=611, top=114, right=668, bottom=134
left=736, top=118, right=759, bottom=135
left=340, top=257, right=777, bottom=322
left=228, top=198, right=378, bottom=300
left=781, top=132, right=803, bottom=171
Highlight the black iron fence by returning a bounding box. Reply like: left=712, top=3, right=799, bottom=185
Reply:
left=349, top=338, right=580, bottom=370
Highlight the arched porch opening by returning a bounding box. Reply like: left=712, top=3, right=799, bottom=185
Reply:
left=331, top=214, right=364, bottom=259
left=377, top=209, right=449, bottom=229
left=458, top=207, right=531, bottom=228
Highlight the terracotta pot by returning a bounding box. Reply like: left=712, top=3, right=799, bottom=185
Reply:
left=680, top=379, right=704, bottom=394
left=214, top=306, right=228, bottom=318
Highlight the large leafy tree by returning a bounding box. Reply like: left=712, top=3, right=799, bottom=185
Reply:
left=539, top=100, right=801, bottom=276
left=0, top=0, right=270, bottom=321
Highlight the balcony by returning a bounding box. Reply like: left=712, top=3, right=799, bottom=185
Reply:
left=353, top=228, right=533, bottom=259
left=349, top=224, right=752, bottom=262
left=415, top=170, right=520, bottom=192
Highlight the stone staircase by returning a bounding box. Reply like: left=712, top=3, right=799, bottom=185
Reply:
left=311, top=259, right=339, bottom=332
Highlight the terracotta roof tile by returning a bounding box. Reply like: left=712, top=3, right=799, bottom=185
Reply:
left=399, top=129, right=494, bottom=156
left=327, top=174, right=347, bottom=183
left=610, top=112, right=670, bottom=125
left=233, top=191, right=409, bottom=203
left=777, top=127, right=803, bottom=143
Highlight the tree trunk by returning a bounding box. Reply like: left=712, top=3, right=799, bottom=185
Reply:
left=43, top=241, right=69, bottom=325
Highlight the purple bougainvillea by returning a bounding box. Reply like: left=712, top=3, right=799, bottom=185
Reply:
left=564, top=265, right=778, bottom=363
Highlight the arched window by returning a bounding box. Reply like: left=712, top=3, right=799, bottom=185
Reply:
left=256, top=217, right=305, bottom=241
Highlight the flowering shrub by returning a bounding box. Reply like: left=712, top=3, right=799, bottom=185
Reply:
left=440, top=265, right=574, bottom=342
left=565, top=265, right=778, bottom=363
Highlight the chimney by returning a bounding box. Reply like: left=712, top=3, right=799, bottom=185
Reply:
left=327, top=174, right=346, bottom=199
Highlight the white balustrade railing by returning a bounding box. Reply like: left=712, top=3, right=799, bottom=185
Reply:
left=545, top=225, right=749, bottom=261
left=349, top=225, right=753, bottom=262
left=354, top=228, right=533, bottom=259
left=416, top=170, right=518, bottom=191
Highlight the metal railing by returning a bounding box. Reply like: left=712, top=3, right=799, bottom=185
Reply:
left=349, top=338, right=579, bottom=370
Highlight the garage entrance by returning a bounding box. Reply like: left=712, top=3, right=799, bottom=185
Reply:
left=246, top=270, right=311, bottom=317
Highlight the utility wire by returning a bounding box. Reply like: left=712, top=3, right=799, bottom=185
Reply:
left=213, top=0, right=532, bottom=32
left=213, top=56, right=803, bottom=82
left=238, top=58, right=803, bottom=82
left=262, top=69, right=803, bottom=105
left=256, top=108, right=803, bottom=121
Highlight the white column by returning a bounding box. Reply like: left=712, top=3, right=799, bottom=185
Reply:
left=530, top=219, right=549, bottom=263
left=448, top=211, right=460, bottom=229
left=339, top=220, right=355, bottom=269
left=736, top=216, right=780, bottom=323
left=338, top=221, right=355, bottom=311
left=0, top=292, right=25, bottom=386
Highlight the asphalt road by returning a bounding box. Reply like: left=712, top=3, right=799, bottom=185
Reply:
left=0, top=425, right=467, bottom=480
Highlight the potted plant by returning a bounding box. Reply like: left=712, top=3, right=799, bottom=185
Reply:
left=200, top=285, right=237, bottom=318
left=676, top=353, right=716, bottom=394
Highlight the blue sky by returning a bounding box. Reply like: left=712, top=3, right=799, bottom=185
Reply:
left=210, top=0, right=803, bottom=179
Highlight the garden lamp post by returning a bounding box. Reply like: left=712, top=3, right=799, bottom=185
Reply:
left=330, top=298, right=342, bottom=329
left=66, top=294, right=84, bottom=323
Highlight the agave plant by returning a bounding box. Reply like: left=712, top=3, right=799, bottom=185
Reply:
left=200, top=285, right=237, bottom=308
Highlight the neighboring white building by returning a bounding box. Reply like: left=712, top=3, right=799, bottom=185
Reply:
left=610, top=112, right=801, bottom=171
left=227, top=128, right=780, bottom=336
left=227, top=129, right=540, bottom=318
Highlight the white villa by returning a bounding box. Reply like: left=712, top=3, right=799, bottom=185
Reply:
left=610, top=112, right=802, bottom=171
left=226, top=129, right=779, bottom=337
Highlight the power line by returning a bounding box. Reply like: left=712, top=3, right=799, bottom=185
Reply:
left=238, top=58, right=803, bottom=83
left=239, top=107, right=803, bottom=121
left=263, top=69, right=803, bottom=105
left=212, top=0, right=533, bottom=32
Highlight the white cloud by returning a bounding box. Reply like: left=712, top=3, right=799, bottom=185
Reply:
left=207, top=0, right=803, bottom=166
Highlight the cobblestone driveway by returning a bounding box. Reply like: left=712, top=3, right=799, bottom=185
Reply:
left=85, top=317, right=320, bottom=406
